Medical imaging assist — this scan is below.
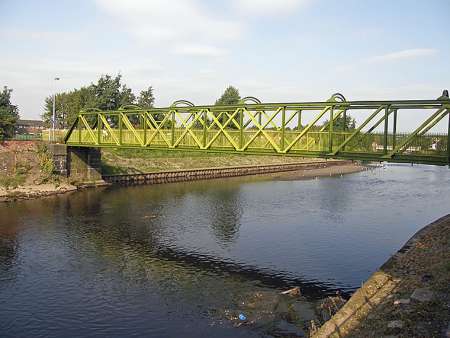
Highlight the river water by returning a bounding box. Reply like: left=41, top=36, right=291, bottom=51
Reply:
left=1, top=164, right=449, bottom=337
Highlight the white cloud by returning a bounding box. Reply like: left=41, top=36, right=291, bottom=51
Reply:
left=95, top=0, right=242, bottom=56
left=173, top=44, right=226, bottom=56
left=367, top=48, right=437, bottom=63
left=233, top=0, right=310, bottom=15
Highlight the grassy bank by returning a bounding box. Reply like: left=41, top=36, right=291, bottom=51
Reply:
left=101, top=148, right=323, bottom=175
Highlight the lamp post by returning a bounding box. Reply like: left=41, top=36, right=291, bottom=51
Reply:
left=52, top=77, right=60, bottom=142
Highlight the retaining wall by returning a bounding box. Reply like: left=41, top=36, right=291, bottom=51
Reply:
left=103, top=160, right=353, bottom=185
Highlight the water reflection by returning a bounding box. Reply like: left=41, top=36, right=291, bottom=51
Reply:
left=209, top=189, right=243, bottom=245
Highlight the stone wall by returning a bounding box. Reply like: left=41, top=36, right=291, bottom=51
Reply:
left=47, top=144, right=68, bottom=176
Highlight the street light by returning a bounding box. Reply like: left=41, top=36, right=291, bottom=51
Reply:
left=52, top=77, right=60, bottom=142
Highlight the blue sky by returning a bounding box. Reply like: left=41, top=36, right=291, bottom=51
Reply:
left=1, top=0, right=449, bottom=122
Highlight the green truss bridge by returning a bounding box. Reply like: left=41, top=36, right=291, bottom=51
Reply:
left=64, top=93, right=450, bottom=166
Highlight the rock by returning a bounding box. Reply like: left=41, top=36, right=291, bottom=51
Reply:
left=421, top=273, right=433, bottom=283
left=410, top=288, right=434, bottom=302
left=387, top=320, right=404, bottom=329
left=393, top=298, right=410, bottom=305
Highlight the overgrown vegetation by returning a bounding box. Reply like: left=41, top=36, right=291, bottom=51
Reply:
left=0, top=161, right=30, bottom=190
left=36, top=144, right=58, bottom=184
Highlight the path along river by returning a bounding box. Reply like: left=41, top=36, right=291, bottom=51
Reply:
left=1, top=163, right=449, bottom=337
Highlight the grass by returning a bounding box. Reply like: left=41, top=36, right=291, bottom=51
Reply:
left=100, top=147, right=315, bottom=175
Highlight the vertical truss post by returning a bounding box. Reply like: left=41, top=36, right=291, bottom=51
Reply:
left=392, top=109, right=397, bottom=151
left=239, top=108, right=244, bottom=150
left=143, top=113, right=147, bottom=146
left=343, top=109, right=347, bottom=132
left=203, top=109, right=207, bottom=149
left=281, top=107, right=286, bottom=151
left=329, top=106, right=334, bottom=153
left=97, top=113, right=101, bottom=145
left=297, top=110, right=302, bottom=130
left=119, top=113, right=123, bottom=145
left=447, top=109, right=450, bottom=165
left=258, top=111, right=262, bottom=126
left=171, top=110, right=176, bottom=147
left=78, top=116, right=81, bottom=143
left=342, top=109, right=347, bottom=151
left=384, top=105, right=390, bottom=154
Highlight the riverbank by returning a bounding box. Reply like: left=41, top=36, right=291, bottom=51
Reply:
left=0, top=183, right=78, bottom=202
left=1, top=142, right=365, bottom=202
left=312, top=214, right=450, bottom=338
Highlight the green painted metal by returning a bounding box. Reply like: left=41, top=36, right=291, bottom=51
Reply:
left=63, top=93, right=450, bottom=166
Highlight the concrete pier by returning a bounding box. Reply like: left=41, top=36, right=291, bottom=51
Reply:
left=48, top=144, right=104, bottom=185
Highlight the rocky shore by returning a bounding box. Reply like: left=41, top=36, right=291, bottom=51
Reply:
left=0, top=183, right=78, bottom=202
left=312, top=214, right=450, bottom=338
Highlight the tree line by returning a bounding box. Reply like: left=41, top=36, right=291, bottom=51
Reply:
left=0, top=75, right=356, bottom=140
left=42, top=74, right=155, bottom=128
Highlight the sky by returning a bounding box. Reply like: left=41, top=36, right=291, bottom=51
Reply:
left=1, top=0, right=450, bottom=123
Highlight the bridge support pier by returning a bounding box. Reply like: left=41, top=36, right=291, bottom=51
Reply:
left=48, top=144, right=104, bottom=185
left=67, top=146, right=104, bottom=185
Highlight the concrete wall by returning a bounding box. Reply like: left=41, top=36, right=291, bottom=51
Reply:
left=47, top=144, right=103, bottom=185
left=67, top=147, right=103, bottom=185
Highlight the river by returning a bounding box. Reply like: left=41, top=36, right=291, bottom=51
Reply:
left=1, top=163, right=449, bottom=337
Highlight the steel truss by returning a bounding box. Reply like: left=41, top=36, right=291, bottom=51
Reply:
left=64, top=93, right=450, bottom=165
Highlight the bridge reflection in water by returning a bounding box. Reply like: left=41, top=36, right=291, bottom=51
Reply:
left=64, top=93, right=450, bottom=165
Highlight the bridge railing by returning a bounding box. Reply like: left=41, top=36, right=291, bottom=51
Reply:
left=64, top=95, right=450, bottom=165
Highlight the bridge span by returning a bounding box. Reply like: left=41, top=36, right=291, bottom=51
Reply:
left=64, top=93, right=450, bottom=166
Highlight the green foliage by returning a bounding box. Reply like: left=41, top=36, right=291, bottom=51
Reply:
left=137, top=86, right=155, bottom=108
left=0, top=86, right=19, bottom=140
left=215, top=86, right=241, bottom=106
left=42, top=74, right=156, bottom=129
left=43, top=86, right=96, bottom=128
left=36, top=144, right=56, bottom=184
left=215, top=86, right=241, bottom=129
left=0, top=161, right=29, bottom=190
left=322, top=114, right=356, bottom=130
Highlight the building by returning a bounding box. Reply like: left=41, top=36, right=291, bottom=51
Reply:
left=15, top=119, right=45, bottom=136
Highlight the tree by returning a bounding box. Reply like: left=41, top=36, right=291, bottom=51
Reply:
left=137, top=86, right=155, bottom=108
left=322, top=114, right=356, bottom=130
left=0, top=86, right=19, bottom=140
left=43, top=86, right=96, bottom=128
left=215, top=86, right=241, bottom=106
left=215, top=86, right=241, bottom=129
left=91, top=74, right=123, bottom=111
left=42, top=74, right=156, bottom=128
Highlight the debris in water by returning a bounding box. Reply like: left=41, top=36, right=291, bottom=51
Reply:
left=238, top=313, right=247, bottom=321
left=142, top=215, right=158, bottom=219
left=281, top=287, right=301, bottom=297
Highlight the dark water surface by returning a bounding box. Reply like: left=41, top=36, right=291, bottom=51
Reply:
left=1, top=164, right=450, bottom=337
